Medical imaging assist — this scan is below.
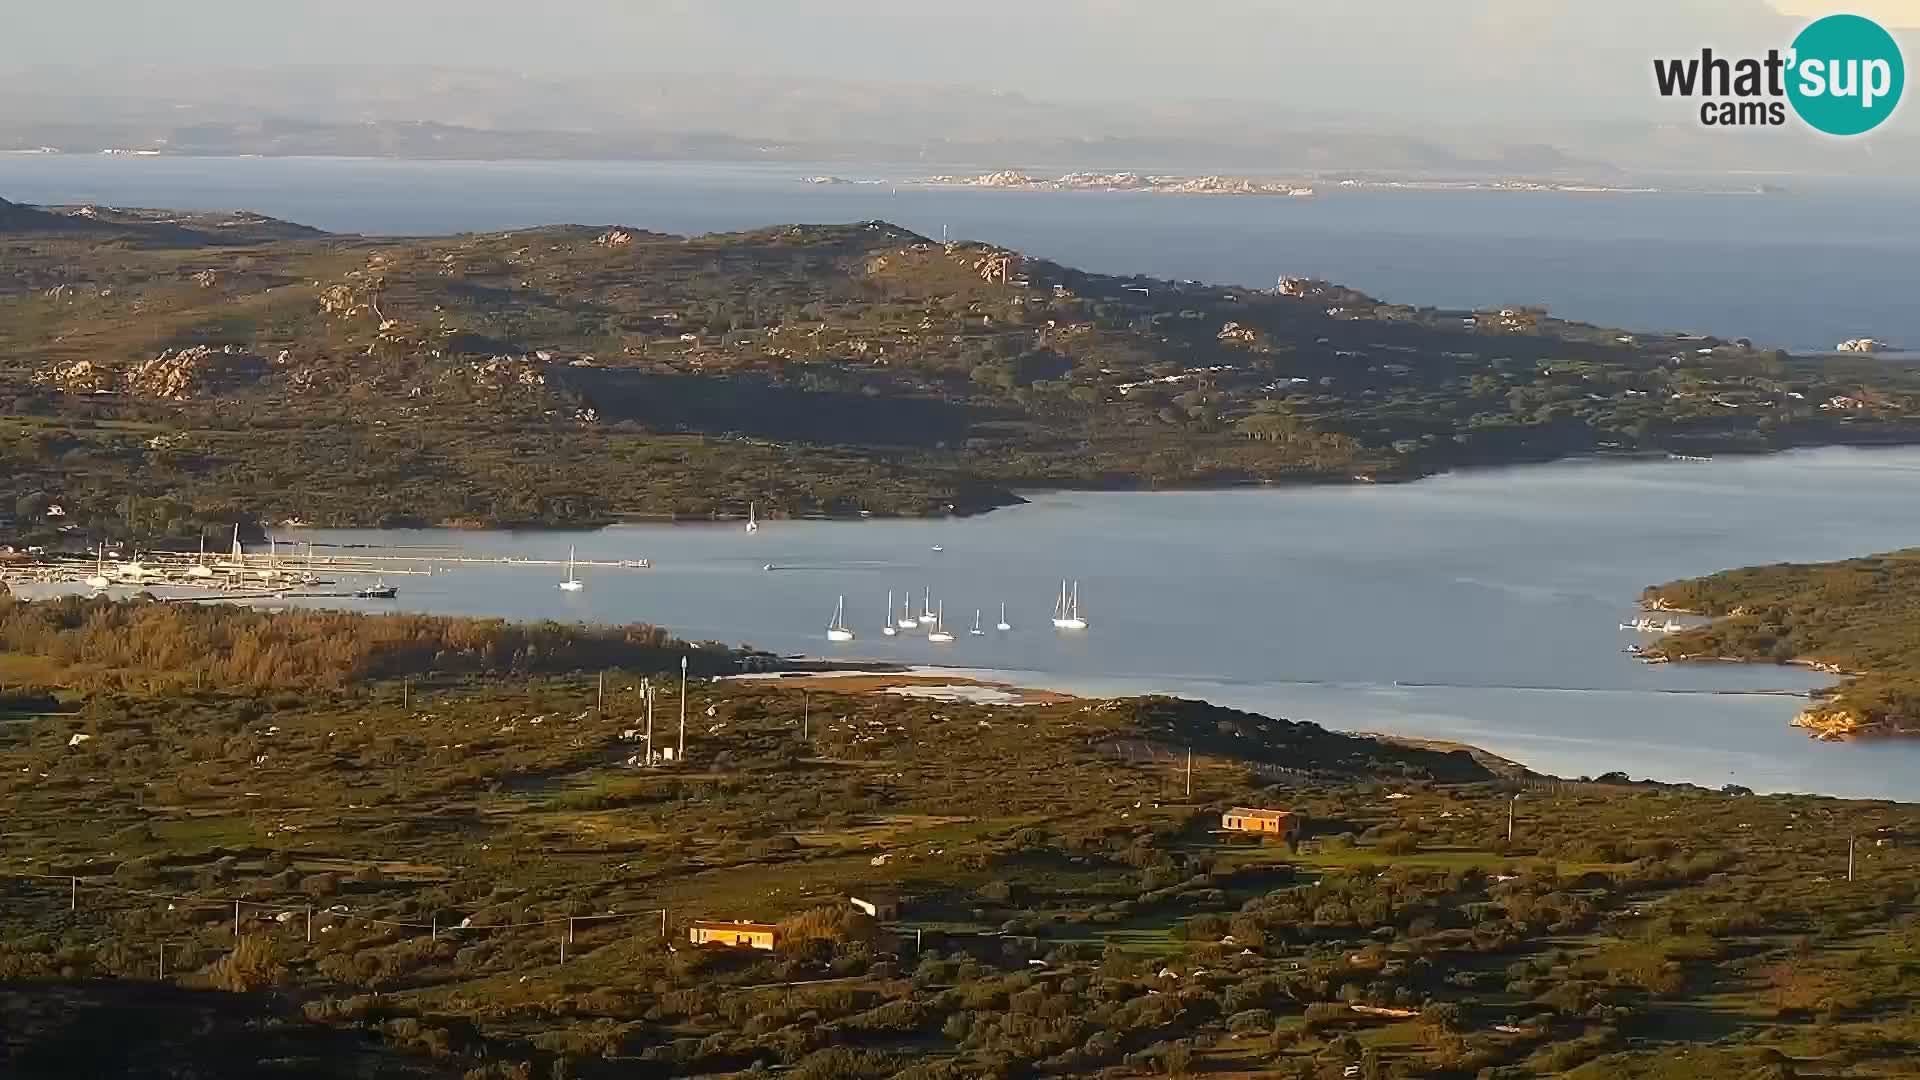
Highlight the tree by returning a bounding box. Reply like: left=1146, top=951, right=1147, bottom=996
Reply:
left=14, top=491, right=48, bottom=523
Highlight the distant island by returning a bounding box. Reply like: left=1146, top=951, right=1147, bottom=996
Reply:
left=912, top=171, right=1316, bottom=196
left=895, top=171, right=1767, bottom=197
left=3, top=194, right=1919, bottom=547
left=1640, top=550, right=1920, bottom=739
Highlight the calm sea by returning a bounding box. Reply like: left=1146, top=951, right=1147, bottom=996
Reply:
left=194, top=448, right=1920, bottom=802
left=0, top=155, right=1916, bottom=353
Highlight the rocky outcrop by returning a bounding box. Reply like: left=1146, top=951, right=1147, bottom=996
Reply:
left=453, top=355, right=549, bottom=394
left=318, top=283, right=364, bottom=317
left=31, top=359, right=113, bottom=393
left=1218, top=322, right=1261, bottom=346
left=1792, top=704, right=1870, bottom=740
left=123, top=345, right=267, bottom=400
left=972, top=250, right=1022, bottom=284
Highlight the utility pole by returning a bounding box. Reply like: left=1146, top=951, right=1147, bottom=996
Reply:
left=679, top=655, right=688, bottom=764
left=661, top=908, right=668, bottom=938
left=234, top=900, right=242, bottom=940
left=803, top=690, right=810, bottom=741
left=597, top=670, right=605, bottom=717
left=1508, top=794, right=1520, bottom=844
left=402, top=677, right=410, bottom=710
left=1849, top=835, right=1857, bottom=882
left=70, top=877, right=76, bottom=911
left=1185, top=747, right=1192, bottom=798
left=644, top=679, right=654, bottom=766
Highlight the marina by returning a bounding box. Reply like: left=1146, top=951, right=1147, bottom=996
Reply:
left=0, top=538, right=651, bottom=594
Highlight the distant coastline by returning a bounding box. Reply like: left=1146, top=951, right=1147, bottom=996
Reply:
left=797, top=170, right=1777, bottom=197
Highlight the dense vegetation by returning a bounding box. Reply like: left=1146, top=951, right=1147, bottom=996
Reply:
left=0, top=593, right=747, bottom=690
left=5, top=198, right=1920, bottom=543
left=5, top=604, right=1920, bottom=1077
left=1643, top=549, right=1920, bottom=738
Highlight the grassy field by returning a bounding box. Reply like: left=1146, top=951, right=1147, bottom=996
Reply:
left=3, top=604, right=1920, bottom=1077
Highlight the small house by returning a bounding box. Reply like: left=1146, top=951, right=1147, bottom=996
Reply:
left=689, top=920, right=778, bottom=951
left=1222, top=807, right=1303, bottom=841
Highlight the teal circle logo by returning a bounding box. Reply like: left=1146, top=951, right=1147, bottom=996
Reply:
left=1788, top=14, right=1905, bottom=135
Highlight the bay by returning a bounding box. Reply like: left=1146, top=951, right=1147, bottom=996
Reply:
left=225, top=447, right=1920, bottom=801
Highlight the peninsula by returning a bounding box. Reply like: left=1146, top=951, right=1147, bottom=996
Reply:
left=5, top=195, right=1920, bottom=544
left=1640, top=549, right=1920, bottom=739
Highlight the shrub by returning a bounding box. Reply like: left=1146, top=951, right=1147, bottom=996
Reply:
left=207, top=934, right=284, bottom=992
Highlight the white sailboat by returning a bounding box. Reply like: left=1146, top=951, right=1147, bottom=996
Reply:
left=995, top=601, right=1011, bottom=632
left=927, top=602, right=955, bottom=643
left=896, top=589, right=919, bottom=630
left=917, top=589, right=937, bottom=625
left=1051, top=579, right=1088, bottom=630
left=970, top=609, right=985, bottom=636
left=558, top=546, right=585, bottom=591
left=745, top=502, right=759, bottom=533
left=186, top=531, right=214, bottom=578
left=882, top=591, right=899, bottom=636
left=84, top=544, right=111, bottom=590
left=826, top=595, right=856, bottom=642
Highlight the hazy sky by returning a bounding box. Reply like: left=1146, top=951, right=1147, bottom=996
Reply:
left=2, top=1, right=1913, bottom=126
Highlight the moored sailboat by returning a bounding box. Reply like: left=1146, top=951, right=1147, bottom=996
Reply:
left=826, top=595, right=856, bottom=642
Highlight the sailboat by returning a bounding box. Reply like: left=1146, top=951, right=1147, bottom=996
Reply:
left=896, top=589, right=918, bottom=630
left=558, top=546, right=585, bottom=591
left=186, top=531, right=214, bottom=578
left=745, top=502, right=759, bottom=534
left=917, top=589, right=937, bottom=625
left=1051, top=580, right=1088, bottom=630
left=826, top=595, right=856, bottom=642
left=356, top=579, right=398, bottom=599
left=84, top=544, right=111, bottom=591
left=995, top=602, right=1012, bottom=632
left=882, top=591, right=899, bottom=636
left=927, top=602, right=955, bottom=643
left=970, top=609, right=985, bottom=636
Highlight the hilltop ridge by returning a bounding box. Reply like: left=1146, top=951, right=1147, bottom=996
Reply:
left=4, top=204, right=1920, bottom=542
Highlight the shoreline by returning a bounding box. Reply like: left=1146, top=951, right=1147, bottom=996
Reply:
left=223, top=441, right=1920, bottom=535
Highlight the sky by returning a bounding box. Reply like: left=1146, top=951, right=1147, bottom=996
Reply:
left=0, top=1, right=1912, bottom=132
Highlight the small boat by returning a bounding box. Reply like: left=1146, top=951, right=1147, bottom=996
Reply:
left=970, top=609, right=985, bottom=636
left=1051, top=579, right=1088, bottom=630
left=882, top=590, right=899, bottom=636
left=930, top=545, right=945, bottom=553
left=356, top=580, right=398, bottom=599
left=186, top=531, right=214, bottom=578
left=826, top=595, right=856, bottom=642
left=745, top=502, right=759, bottom=534
left=995, top=601, right=1012, bottom=632
left=927, top=602, right=955, bottom=643
left=917, top=589, right=937, bottom=625
left=1660, top=619, right=1685, bottom=633
left=558, top=546, right=585, bottom=591
left=620, top=559, right=652, bottom=569
left=763, top=563, right=776, bottom=572
left=896, top=589, right=919, bottom=629
left=84, top=544, right=110, bottom=590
